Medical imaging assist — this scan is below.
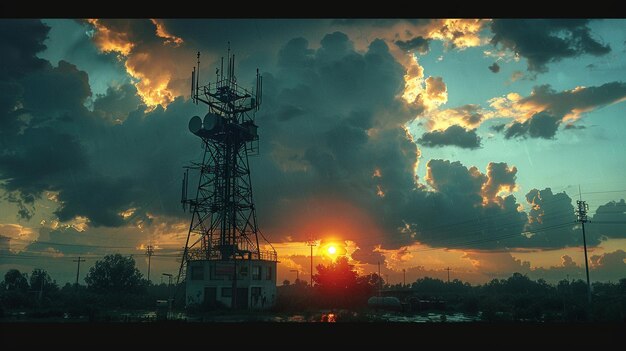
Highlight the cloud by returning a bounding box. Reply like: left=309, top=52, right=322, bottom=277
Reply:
left=395, top=36, right=430, bottom=54
left=417, top=125, right=481, bottom=149
left=426, top=104, right=485, bottom=130
left=490, top=123, right=506, bottom=132
left=560, top=255, right=577, bottom=268
left=334, top=19, right=489, bottom=50
left=93, top=83, right=143, bottom=122
left=488, top=62, right=500, bottom=73
left=0, top=20, right=49, bottom=80
left=504, top=111, right=562, bottom=139
left=491, top=82, right=626, bottom=139
left=522, top=188, right=593, bottom=248
left=590, top=199, right=626, bottom=239
left=490, top=19, right=611, bottom=72
left=85, top=19, right=192, bottom=110
left=590, top=250, right=626, bottom=278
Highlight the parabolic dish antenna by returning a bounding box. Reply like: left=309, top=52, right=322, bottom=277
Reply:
left=203, top=112, right=219, bottom=131
left=188, top=115, right=202, bottom=134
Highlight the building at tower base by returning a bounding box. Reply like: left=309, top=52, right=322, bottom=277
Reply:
left=186, top=259, right=277, bottom=309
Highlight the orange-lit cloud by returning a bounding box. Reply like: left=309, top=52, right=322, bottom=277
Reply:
left=0, top=223, right=37, bottom=252
left=427, top=19, right=488, bottom=49
left=87, top=19, right=134, bottom=56
left=488, top=83, right=626, bottom=126
left=480, top=162, right=519, bottom=206
left=86, top=19, right=190, bottom=110
left=151, top=19, right=183, bottom=47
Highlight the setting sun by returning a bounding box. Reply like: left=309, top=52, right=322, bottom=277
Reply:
left=327, top=246, right=337, bottom=255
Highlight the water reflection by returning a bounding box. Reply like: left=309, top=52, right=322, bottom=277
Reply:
left=321, top=313, right=336, bottom=322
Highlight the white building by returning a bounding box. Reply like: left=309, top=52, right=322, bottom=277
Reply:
left=186, top=258, right=277, bottom=309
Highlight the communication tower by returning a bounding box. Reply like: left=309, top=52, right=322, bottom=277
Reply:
left=178, top=46, right=277, bottom=309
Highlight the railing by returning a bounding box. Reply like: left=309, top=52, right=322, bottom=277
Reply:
left=186, top=248, right=277, bottom=262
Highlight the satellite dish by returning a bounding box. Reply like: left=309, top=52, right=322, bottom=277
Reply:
left=188, top=116, right=202, bottom=134
left=203, top=112, right=219, bottom=131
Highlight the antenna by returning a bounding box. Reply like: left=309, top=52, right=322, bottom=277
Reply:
left=191, top=67, right=196, bottom=102
left=181, top=169, right=188, bottom=211
left=196, top=52, right=200, bottom=104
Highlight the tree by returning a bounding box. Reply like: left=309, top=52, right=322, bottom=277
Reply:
left=312, top=257, right=366, bottom=308
left=3, top=269, right=29, bottom=292
left=29, top=268, right=58, bottom=294
left=85, top=254, right=147, bottom=294
left=313, top=256, right=358, bottom=292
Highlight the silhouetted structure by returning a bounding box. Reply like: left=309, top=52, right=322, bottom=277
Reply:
left=178, top=47, right=277, bottom=309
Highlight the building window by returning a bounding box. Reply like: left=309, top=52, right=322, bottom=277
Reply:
left=239, top=266, right=248, bottom=279
left=266, top=266, right=272, bottom=280
left=191, top=266, right=204, bottom=280
left=221, top=287, right=232, bottom=297
left=252, top=266, right=261, bottom=280
left=251, top=287, right=262, bottom=296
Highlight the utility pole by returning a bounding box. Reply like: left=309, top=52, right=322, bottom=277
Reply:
left=576, top=188, right=592, bottom=316
left=73, top=257, right=85, bottom=288
left=402, top=269, right=406, bottom=287
left=445, top=267, right=451, bottom=283
left=307, top=239, right=317, bottom=287
left=162, top=273, right=173, bottom=319
left=146, top=245, right=154, bottom=283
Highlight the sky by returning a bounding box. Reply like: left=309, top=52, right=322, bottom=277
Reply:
left=1, top=19, right=625, bottom=286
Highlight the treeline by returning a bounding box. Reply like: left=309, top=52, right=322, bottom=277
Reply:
left=276, top=258, right=626, bottom=322
left=0, top=254, right=184, bottom=320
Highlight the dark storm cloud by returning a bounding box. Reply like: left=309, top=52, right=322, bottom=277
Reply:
left=395, top=36, right=430, bottom=54
left=0, top=22, right=95, bottom=221
left=490, top=19, right=611, bottom=72
left=21, top=60, right=92, bottom=116
left=0, top=20, right=200, bottom=226
left=563, top=123, right=586, bottom=130
left=488, top=62, right=500, bottom=73
left=590, top=199, right=626, bottom=239
left=252, top=34, right=418, bottom=257
left=522, top=188, right=589, bottom=248
left=93, top=84, right=143, bottom=122
left=410, top=159, right=529, bottom=250
left=501, top=82, right=626, bottom=139
left=0, top=20, right=49, bottom=135
left=524, top=83, right=626, bottom=118
left=417, top=125, right=481, bottom=149
left=504, top=112, right=561, bottom=139
left=590, top=250, right=626, bottom=279
left=490, top=123, right=506, bottom=132
left=0, top=20, right=49, bottom=80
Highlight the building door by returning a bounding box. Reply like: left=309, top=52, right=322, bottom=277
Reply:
left=204, top=287, right=217, bottom=306
left=236, top=287, right=248, bottom=309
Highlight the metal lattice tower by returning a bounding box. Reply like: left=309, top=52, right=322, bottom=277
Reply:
left=177, top=48, right=276, bottom=286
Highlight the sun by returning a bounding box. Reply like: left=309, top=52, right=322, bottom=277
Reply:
left=327, top=246, right=337, bottom=255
